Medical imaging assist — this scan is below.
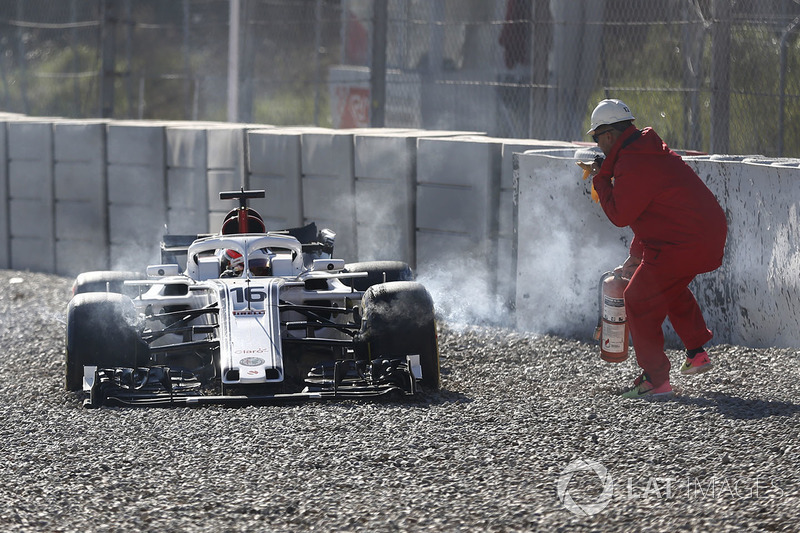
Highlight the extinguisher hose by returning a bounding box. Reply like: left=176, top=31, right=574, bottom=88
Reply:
left=595, top=271, right=615, bottom=339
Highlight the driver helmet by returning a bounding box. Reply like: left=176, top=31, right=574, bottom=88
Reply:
left=221, top=249, right=244, bottom=276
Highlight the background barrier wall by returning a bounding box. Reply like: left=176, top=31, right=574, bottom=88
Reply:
left=166, top=125, right=211, bottom=235
left=8, top=119, right=56, bottom=273
left=206, top=125, right=253, bottom=231
left=1, top=113, right=797, bottom=348
left=415, top=135, right=503, bottom=323
left=685, top=155, right=800, bottom=347
left=54, top=120, right=108, bottom=275
left=0, top=122, right=5, bottom=269
left=353, top=129, right=490, bottom=268
left=296, top=128, right=358, bottom=261
left=514, top=149, right=800, bottom=349
left=353, top=130, right=421, bottom=266
left=246, top=128, right=304, bottom=231
left=106, top=122, right=168, bottom=269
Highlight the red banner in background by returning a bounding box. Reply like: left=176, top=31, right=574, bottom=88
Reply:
left=334, top=86, right=370, bottom=128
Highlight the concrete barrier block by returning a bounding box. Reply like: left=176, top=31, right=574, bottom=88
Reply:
left=54, top=121, right=108, bottom=274
left=56, top=200, right=105, bottom=241
left=166, top=126, right=210, bottom=234
left=686, top=157, right=800, bottom=348
left=299, top=130, right=356, bottom=261
left=0, top=123, right=7, bottom=268
left=8, top=121, right=52, bottom=161
left=54, top=159, right=104, bottom=201
left=106, top=123, right=166, bottom=260
left=353, top=134, right=416, bottom=263
left=207, top=126, right=245, bottom=170
left=10, top=198, right=55, bottom=272
left=8, top=160, right=51, bottom=197
left=10, top=237, right=51, bottom=272
left=494, top=141, right=584, bottom=306
left=208, top=169, right=244, bottom=230
left=54, top=120, right=106, bottom=162
left=413, top=136, right=504, bottom=324
left=107, top=165, right=165, bottom=206
left=107, top=122, right=165, bottom=165
left=167, top=167, right=206, bottom=210
left=8, top=122, right=55, bottom=271
left=167, top=166, right=208, bottom=234
left=166, top=127, right=206, bottom=169
left=56, top=239, right=110, bottom=276
left=513, top=149, right=629, bottom=338
left=247, top=129, right=303, bottom=230
left=9, top=197, right=52, bottom=238
left=415, top=136, right=501, bottom=266
left=352, top=130, right=473, bottom=265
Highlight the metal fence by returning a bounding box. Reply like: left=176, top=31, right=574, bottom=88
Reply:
left=2, top=0, right=800, bottom=156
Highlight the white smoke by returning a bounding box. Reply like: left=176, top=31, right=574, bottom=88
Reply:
left=512, top=154, right=630, bottom=338
left=416, top=255, right=511, bottom=329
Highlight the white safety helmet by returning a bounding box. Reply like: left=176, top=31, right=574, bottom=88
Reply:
left=587, top=99, right=635, bottom=135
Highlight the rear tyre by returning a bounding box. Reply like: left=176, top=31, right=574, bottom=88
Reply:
left=65, top=292, right=146, bottom=392
left=342, top=261, right=413, bottom=291
left=358, top=281, right=440, bottom=390
left=71, top=271, right=141, bottom=298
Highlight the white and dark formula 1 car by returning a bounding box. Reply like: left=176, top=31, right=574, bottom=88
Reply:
left=66, top=189, right=439, bottom=407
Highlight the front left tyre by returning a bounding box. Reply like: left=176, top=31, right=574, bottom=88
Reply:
left=357, top=281, right=440, bottom=390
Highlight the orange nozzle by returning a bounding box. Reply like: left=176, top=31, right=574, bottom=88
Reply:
left=576, top=161, right=600, bottom=203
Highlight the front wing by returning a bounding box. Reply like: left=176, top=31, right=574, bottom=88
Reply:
left=80, top=356, right=422, bottom=408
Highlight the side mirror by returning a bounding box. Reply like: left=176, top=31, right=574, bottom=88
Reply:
left=146, top=264, right=181, bottom=278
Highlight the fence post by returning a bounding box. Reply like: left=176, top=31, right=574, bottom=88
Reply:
left=227, top=0, right=241, bottom=122
left=370, top=0, right=388, bottom=127
left=711, top=0, right=730, bottom=154
left=100, top=0, right=117, bottom=118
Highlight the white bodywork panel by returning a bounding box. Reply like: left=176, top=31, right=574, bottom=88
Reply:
left=216, top=278, right=285, bottom=384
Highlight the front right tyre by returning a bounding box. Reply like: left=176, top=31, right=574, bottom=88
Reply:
left=65, top=292, right=146, bottom=392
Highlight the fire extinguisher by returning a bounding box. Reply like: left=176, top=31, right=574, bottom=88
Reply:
left=593, top=271, right=630, bottom=363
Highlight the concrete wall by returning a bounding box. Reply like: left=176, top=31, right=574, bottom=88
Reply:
left=8, top=120, right=56, bottom=273
left=353, top=129, right=492, bottom=267
left=0, top=119, right=9, bottom=269
left=297, top=128, right=358, bottom=261
left=106, top=122, right=168, bottom=269
left=1, top=112, right=798, bottom=348
left=247, top=129, right=304, bottom=231
left=166, top=126, right=210, bottom=235
left=685, top=155, right=800, bottom=347
left=54, top=120, right=108, bottom=275
left=514, top=149, right=800, bottom=349
left=414, top=136, right=580, bottom=323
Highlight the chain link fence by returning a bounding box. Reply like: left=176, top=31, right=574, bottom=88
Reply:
left=2, top=0, right=800, bottom=156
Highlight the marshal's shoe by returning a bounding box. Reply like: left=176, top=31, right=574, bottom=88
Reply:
left=621, top=373, right=673, bottom=399
left=680, top=350, right=713, bottom=375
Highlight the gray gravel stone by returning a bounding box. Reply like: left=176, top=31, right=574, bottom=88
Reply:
left=0, top=269, right=798, bottom=532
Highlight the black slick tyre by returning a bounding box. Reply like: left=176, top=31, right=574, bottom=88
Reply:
left=342, top=261, right=413, bottom=291
left=358, top=281, right=440, bottom=390
left=71, top=271, right=141, bottom=298
left=65, top=292, right=146, bottom=392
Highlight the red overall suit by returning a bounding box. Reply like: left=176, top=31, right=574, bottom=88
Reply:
left=592, top=125, right=727, bottom=387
